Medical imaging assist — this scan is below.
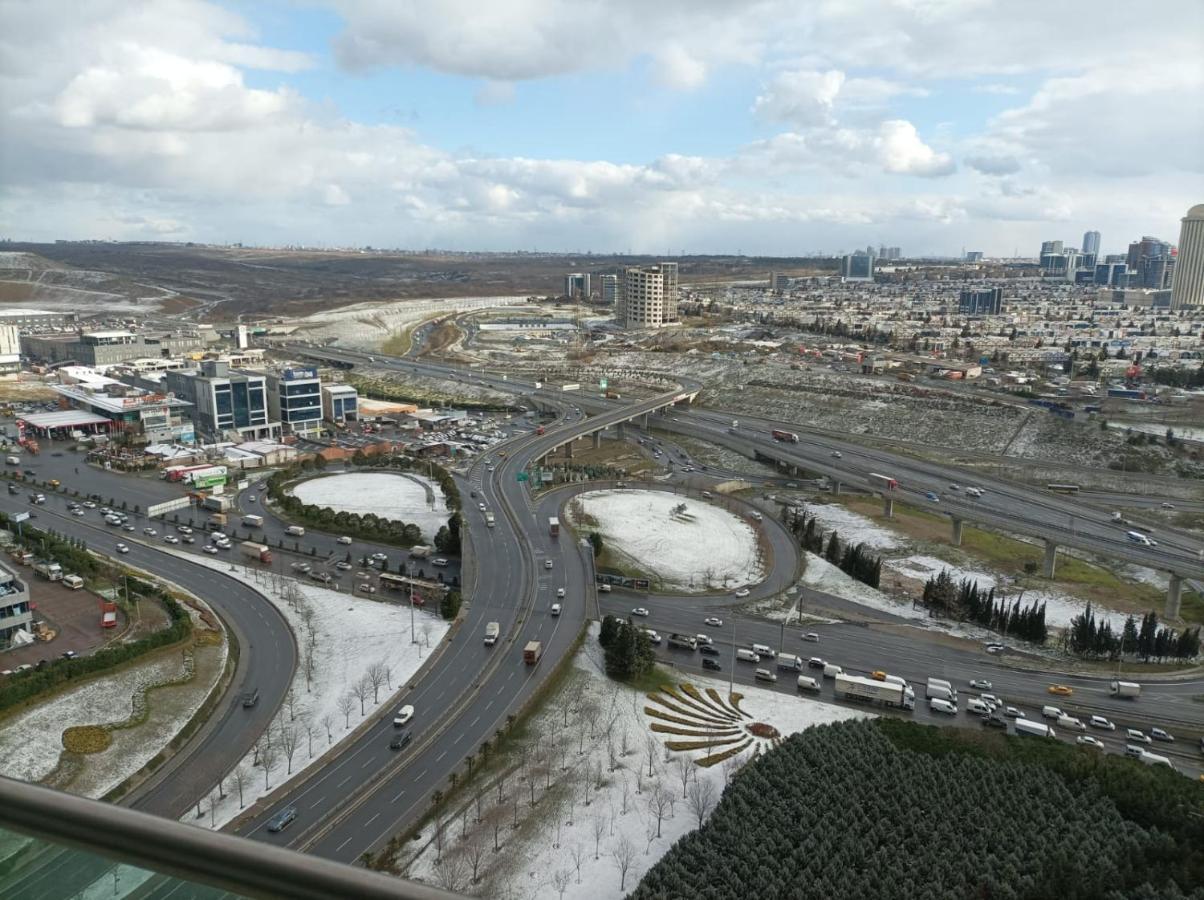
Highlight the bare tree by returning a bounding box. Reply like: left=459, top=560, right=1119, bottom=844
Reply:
left=722, top=754, right=742, bottom=787
left=486, top=802, right=507, bottom=852
left=644, top=734, right=658, bottom=778
left=619, top=771, right=631, bottom=815
left=475, top=789, right=486, bottom=824
left=320, top=712, right=334, bottom=745
left=284, top=686, right=298, bottom=722
left=592, top=814, right=607, bottom=860
left=568, top=842, right=584, bottom=884
left=673, top=756, right=693, bottom=798
left=301, top=715, right=317, bottom=758
left=620, top=726, right=631, bottom=757
left=687, top=777, right=717, bottom=827
left=433, top=849, right=467, bottom=893
left=552, top=794, right=567, bottom=848
left=231, top=763, right=248, bottom=808
left=463, top=829, right=487, bottom=884
left=259, top=739, right=279, bottom=789
left=279, top=721, right=299, bottom=775
left=209, top=789, right=219, bottom=828
left=580, top=767, right=592, bottom=808
left=366, top=660, right=388, bottom=703
left=337, top=692, right=355, bottom=729
left=302, top=644, right=315, bottom=693
left=610, top=833, right=637, bottom=893
left=433, top=815, right=447, bottom=862
left=351, top=676, right=371, bottom=715
left=552, top=868, right=572, bottom=900
left=383, top=662, right=393, bottom=689
left=647, top=784, right=672, bottom=839
left=420, top=620, right=433, bottom=650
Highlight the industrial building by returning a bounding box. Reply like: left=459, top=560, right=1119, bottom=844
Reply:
left=20, top=330, right=205, bottom=367
left=0, top=561, right=33, bottom=650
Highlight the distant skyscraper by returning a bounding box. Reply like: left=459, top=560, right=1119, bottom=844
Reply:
left=965, top=251, right=984, bottom=262
left=958, top=288, right=1002, bottom=315
left=1094, top=262, right=1127, bottom=287
left=1082, top=230, right=1101, bottom=258
left=1040, top=240, right=1063, bottom=258
left=840, top=253, right=874, bottom=282
left=1171, top=204, right=1204, bottom=309
left=599, top=274, right=618, bottom=305
left=564, top=273, right=590, bottom=299
left=617, top=264, right=678, bottom=328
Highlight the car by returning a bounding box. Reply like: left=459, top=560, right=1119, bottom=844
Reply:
left=733, top=588, right=750, bottom=598
left=337, top=536, right=353, bottom=545
left=807, top=657, right=826, bottom=669
left=267, top=807, right=297, bottom=833
left=335, top=561, right=352, bottom=571
left=980, top=693, right=1000, bottom=707
left=704, top=616, right=723, bottom=627
left=61, top=650, right=77, bottom=660
left=247, top=495, right=257, bottom=503
left=478, top=503, right=487, bottom=512
left=394, top=704, right=414, bottom=726
left=1160, top=501, right=1175, bottom=509
left=699, top=644, right=720, bottom=656
left=177, top=525, right=192, bottom=534
left=82, top=501, right=97, bottom=509
left=123, top=524, right=135, bottom=532
left=925, top=491, right=939, bottom=502
left=291, top=562, right=311, bottom=571
left=164, top=535, right=179, bottom=544
left=357, top=584, right=377, bottom=594
left=1150, top=727, right=1175, bottom=743
left=1076, top=735, right=1105, bottom=750
left=830, top=451, right=842, bottom=458
left=643, top=630, right=661, bottom=644
left=1047, top=684, right=1073, bottom=696
left=983, top=715, right=1007, bottom=730
left=1089, top=715, right=1115, bottom=731
left=949, top=483, right=960, bottom=491
left=371, top=552, right=388, bottom=561
left=544, top=559, right=553, bottom=570
left=802, top=632, right=820, bottom=642
left=695, top=633, right=712, bottom=645
left=389, top=733, right=412, bottom=751
left=202, top=545, right=218, bottom=555
left=116, top=543, right=129, bottom=554
left=1124, top=744, right=1146, bottom=759
left=1004, top=707, right=1024, bottom=718
left=556, top=588, right=565, bottom=598
left=182, top=536, right=195, bottom=544
left=631, top=607, right=650, bottom=617
left=550, top=603, right=561, bottom=616
left=1126, top=728, right=1152, bottom=744
left=72, top=508, right=84, bottom=517
left=969, top=679, right=992, bottom=690
left=598, top=583, right=612, bottom=593
left=143, top=528, right=157, bottom=536
left=702, top=658, right=721, bottom=671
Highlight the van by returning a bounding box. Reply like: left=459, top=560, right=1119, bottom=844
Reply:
left=796, top=675, right=820, bottom=692
left=550, top=603, right=561, bottom=616
left=751, top=643, right=775, bottom=659
left=822, top=663, right=843, bottom=679
left=926, top=684, right=956, bottom=702
left=776, top=654, right=803, bottom=671
left=1057, top=714, right=1086, bottom=732
left=966, top=698, right=992, bottom=716
left=736, top=648, right=760, bottom=663
left=929, top=698, right=957, bottom=715
left=598, top=583, right=612, bottom=593
left=754, top=668, right=777, bottom=683
left=61, top=575, right=84, bottom=590
left=965, top=487, right=982, bottom=498
left=5, top=455, right=19, bottom=465
left=1041, top=705, right=1063, bottom=720
left=1139, top=751, right=1174, bottom=770
left=285, top=525, right=306, bottom=537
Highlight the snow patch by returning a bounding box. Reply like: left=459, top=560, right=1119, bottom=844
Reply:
left=802, top=554, right=925, bottom=620
left=291, top=471, right=450, bottom=541
left=797, top=502, right=904, bottom=551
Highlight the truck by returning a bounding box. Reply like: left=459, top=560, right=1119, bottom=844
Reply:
left=184, top=465, right=228, bottom=486
left=667, top=633, right=698, bottom=651
left=33, top=560, right=63, bottom=581
left=548, top=517, right=560, bottom=538
left=241, top=514, right=264, bottom=528
left=834, top=674, right=914, bottom=710
left=926, top=682, right=957, bottom=703
left=202, top=495, right=234, bottom=513
left=604, top=390, right=622, bottom=400
left=869, top=473, right=899, bottom=491
left=484, top=621, right=500, bottom=646
left=523, top=641, right=542, bottom=664
left=771, top=429, right=800, bottom=443
left=239, top=541, right=273, bottom=564
left=1109, top=680, right=1141, bottom=699
left=776, top=653, right=804, bottom=671
left=485, top=512, right=495, bottom=528
left=207, top=514, right=227, bottom=531
left=1014, top=720, right=1056, bottom=739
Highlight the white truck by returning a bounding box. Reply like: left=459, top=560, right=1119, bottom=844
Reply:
left=1014, top=720, right=1056, bottom=739
left=241, top=514, right=264, bottom=528
left=926, top=678, right=957, bottom=702
left=33, top=560, right=63, bottom=582
left=484, top=621, right=500, bottom=646
left=485, top=512, right=495, bottom=528
left=835, top=673, right=915, bottom=710
left=1109, top=680, right=1140, bottom=699
left=776, top=653, right=804, bottom=671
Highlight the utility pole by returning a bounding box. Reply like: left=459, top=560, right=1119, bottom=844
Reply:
left=729, top=615, right=736, bottom=698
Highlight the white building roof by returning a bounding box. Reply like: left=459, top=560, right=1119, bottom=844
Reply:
left=21, top=410, right=111, bottom=429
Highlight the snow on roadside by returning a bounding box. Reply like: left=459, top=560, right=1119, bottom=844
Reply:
left=404, top=623, right=869, bottom=899
left=292, top=470, right=450, bottom=540
left=801, top=554, right=925, bottom=621
left=795, top=502, right=904, bottom=551
left=169, top=555, right=449, bottom=830
left=570, top=489, right=764, bottom=591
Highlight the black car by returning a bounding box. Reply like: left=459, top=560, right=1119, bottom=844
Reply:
left=983, top=715, right=1008, bottom=730
left=267, top=807, right=297, bottom=833
left=390, top=732, right=412, bottom=751
left=702, top=658, right=721, bottom=671
left=699, top=644, right=720, bottom=656
left=242, top=689, right=259, bottom=708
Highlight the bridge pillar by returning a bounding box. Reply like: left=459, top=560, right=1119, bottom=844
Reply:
left=883, top=495, right=894, bottom=518
left=1042, top=540, right=1058, bottom=578
left=641, top=413, right=649, bottom=429
left=832, top=481, right=841, bottom=495
left=951, top=517, right=964, bottom=547
left=1165, top=573, right=1183, bottom=620
left=564, top=441, right=574, bottom=459
left=593, top=431, right=602, bottom=449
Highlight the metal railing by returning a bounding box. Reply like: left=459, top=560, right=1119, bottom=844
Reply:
left=0, top=777, right=461, bottom=900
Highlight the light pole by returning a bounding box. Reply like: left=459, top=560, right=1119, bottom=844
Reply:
left=407, top=561, right=416, bottom=642
left=729, top=615, right=736, bottom=698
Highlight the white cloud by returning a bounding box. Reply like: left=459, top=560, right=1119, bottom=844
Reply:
left=654, top=44, right=708, bottom=91
left=965, top=154, right=1022, bottom=176
left=876, top=120, right=955, bottom=176
left=323, top=184, right=351, bottom=206
left=753, top=69, right=846, bottom=126
left=474, top=80, right=516, bottom=107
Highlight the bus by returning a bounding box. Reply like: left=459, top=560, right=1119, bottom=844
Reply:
left=1046, top=483, right=1081, bottom=494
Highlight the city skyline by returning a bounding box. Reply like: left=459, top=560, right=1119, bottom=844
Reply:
left=1, top=1, right=1201, bottom=256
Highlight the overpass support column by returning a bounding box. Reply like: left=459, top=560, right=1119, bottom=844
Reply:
left=564, top=441, right=574, bottom=460
left=641, top=413, right=649, bottom=429
left=1165, top=573, right=1183, bottom=620
left=883, top=495, right=894, bottom=518
left=1042, top=540, right=1058, bottom=578
left=832, top=481, right=841, bottom=495
left=951, top=517, right=964, bottom=547
left=592, top=431, right=602, bottom=449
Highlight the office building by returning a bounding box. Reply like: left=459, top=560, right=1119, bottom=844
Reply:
left=321, top=383, right=359, bottom=424
left=1040, top=240, right=1064, bottom=258
left=1126, top=236, right=1173, bottom=287
left=1094, top=262, right=1128, bottom=287
left=564, top=273, right=591, bottom=300
left=769, top=272, right=790, bottom=292
left=878, top=246, right=902, bottom=260
left=1171, top=203, right=1204, bottom=309
left=617, top=264, right=679, bottom=328
left=840, top=253, right=874, bottom=282
left=0, top=561, right=32, bottom=649
left=20, top=330, right=204, bottom=366
left=599, top=274, right=618, bottom=305
left=965, top=251, right=984, bottom=262
left=958, top=288, right=1003, bottom=315
left=264, top=366, right=323, bottom=437
left=165, top=360, right=279, bottom=442
left=1082, top=230, right=1101, bottom=258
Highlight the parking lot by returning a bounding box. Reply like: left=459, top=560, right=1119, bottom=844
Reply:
left=1, top=575, right=131, bottom=668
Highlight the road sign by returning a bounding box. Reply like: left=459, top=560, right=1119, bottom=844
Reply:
left=516, top=472, right=529, bottom=482
left=599, top=378, right=608, bottom=390
left=12, top=512, right=30, bottom=523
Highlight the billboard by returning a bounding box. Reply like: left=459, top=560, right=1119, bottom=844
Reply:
left=191, top=473, right=227, bottom=489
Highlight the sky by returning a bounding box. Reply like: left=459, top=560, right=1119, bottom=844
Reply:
left=1, top=0, right=1202, bottom=257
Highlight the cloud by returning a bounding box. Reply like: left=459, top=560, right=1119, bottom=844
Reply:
left=875, top=120, right=955, bottom=176
left=965, top=153, right=1022, bottom=175
left=474, top=80, right=515, bottom=107
left=753, top=69, right=846, bottom=126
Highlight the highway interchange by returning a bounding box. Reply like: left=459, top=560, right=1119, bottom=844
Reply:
left=4, top=338, right=1204, bottom=896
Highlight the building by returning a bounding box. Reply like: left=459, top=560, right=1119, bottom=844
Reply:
left=0, top=308, right=77, bottom=329
left=564, top=273, right=591, bottom=300
left=321, top=383, right=359, bottom=424
left=263, top=366, right=323, bottom=437
left=840, top=253, right=874, bottom=282
left=165, top=360, right=279, bottom=442
left=1094, top=262, right=1128, bottom=287
left=53, top=368, right=194, bottom=443
left=965, top=251, right=984, bottom=262
left=878, top=246, right=902, bottom=260
left=1082, top=230, right=1101, bottom=259
left=1040, top=240, right=1064, bottom=258
left=1126, top=236, right=1174, bottom=288
left=617, top=264, right=679, bottom=328
left=0, top=324, right=19, bottom=374
left=20, top=330, right=204, bottom=367
left=1171, top=204, right=1204, bottom=309
left=958, top=288, right=1003, bottom=315
left=599, top=274, right=618, bottom=305
left=769, top=272, right=790, bottom=292
left=0, top=560, right=32, bottom=649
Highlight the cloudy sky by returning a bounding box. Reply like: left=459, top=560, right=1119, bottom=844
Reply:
left=1, top=0, right=1201, bottom=256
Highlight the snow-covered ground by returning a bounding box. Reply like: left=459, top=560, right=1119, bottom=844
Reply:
left=291, top=471, right=450, bottom=541
left=296, top=295, right=527, bottom=350
left=570, top=489, right=765, bottom=592
left=793, top=502, right=903, bottom=551
left=802, top=555, right=924, bottom=621
left=403, top=623, right=870, bottom=898
left=176, top=557, right=450, bottom=830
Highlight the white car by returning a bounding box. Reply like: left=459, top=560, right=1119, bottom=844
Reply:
left=733, top=588, right=750, bottom=598
left=247, top=495, right=257, bottom=503
left=1126, top=728, right=1151, bottom=744
left=202, top=545, right=218, bottom=555
left=556, top=588, right=565, bottom=598
left=337, top=536, right=353, bottom=545
left=1150, top=727, right=1175, bottom=742
left=1076, top=735, right=1105, bottom=750
left=143, top=528, right=157, bottom=536
left=1004, top=707, right=1024, bottom=719
left=1089, top=715, right=1115, bottom=731
left=335, top=561, right=352, bottom=571
left=544, top=559, right=553, bottom=570
left=704, top=616, right=723, bottom=627
left=695, top=634, right=713, bottom=645
left=643, top=630, right=662, bottom=644
left=631, top=607, right=650, bottom=617
left=394, top=704, right=414, bottom=726
left=116, top=543, right=129, bottom=554
left=478, top=503, right=487, bottom=512
left=802, top=632, right=820, bottom=642
left=164, top=535, right=179, bottom=544
left=969, top=679, right=992, bottom=690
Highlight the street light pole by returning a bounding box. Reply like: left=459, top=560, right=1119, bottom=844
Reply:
left=729, top=615, right=736, bottom=698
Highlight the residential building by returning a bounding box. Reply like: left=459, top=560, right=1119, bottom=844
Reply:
left=1082, top=230, right=1101, bottom=259
left=263, top=366, right=323, bottom=437
left=769, top=272, right=790, bottom=292
left=564, top=273, right=591, bottom=300
left=1171, top=203, right=1204, bottom=309
left=840, top=253, right=874, bottom=282
left=617, top=264, right=679, bottom=328
left=321, top=383, right=359, bottom=424
left=165, top=360, right=279, bottom=442
left=0, top=561, right=33, bottom=649
left=878, top=246, right=902, bottom=260
left=599, top=274, right=618, bottom=305
left=958, top=288, right=1003, bottom=315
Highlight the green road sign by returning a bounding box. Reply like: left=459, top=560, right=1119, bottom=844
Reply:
left=516, top=471, right=529, bottom=482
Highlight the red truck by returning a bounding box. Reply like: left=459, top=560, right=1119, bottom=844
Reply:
left=239, top=541, right=273, bottom=564
left=771, top=429, right=800, bottom=443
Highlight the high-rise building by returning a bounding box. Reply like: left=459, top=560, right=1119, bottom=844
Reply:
left=769, top=272, right=790, bottom=292
left=1171, top=204, right=1204, bottom=309
left=1040, top=240, right=1064, bottom=258
left=840, top=253, right=874, bottom=282
left=965, top=251, right=984, bottom=262
left=264, top=366, right=323, bottom=437
left=1094, top=262, right=1128, bottom=287
left=599, top=274, right=618, bottom=305
left=564, top=273, right=590, bottom=300
left=958, top=288, right=1003, bottom=315
left=165, top=360, right=280, bottom=442
left=617, top=264, right=679, bottom=328
left=1082, top=230, right=1101, bottom=258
